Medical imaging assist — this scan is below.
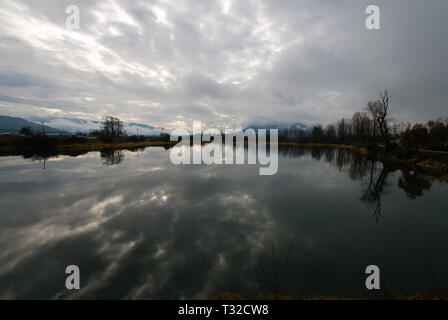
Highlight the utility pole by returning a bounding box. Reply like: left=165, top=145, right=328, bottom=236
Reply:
left=41, top=121, right=45, bottom=136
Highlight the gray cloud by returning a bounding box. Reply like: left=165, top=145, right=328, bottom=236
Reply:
left=0, top=0, right=447, bottom=129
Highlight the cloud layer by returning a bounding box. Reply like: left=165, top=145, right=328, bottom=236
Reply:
left=0, top=0, right=447, bottom=129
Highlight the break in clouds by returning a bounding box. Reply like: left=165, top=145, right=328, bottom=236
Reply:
left=0, top=0, right=447, bottom=130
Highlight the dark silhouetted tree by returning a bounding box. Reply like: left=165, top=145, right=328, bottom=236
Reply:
left=101, top=116, right=126, bottom=141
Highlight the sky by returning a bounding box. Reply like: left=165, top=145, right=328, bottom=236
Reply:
left=0, top=0, right=447, bottom=130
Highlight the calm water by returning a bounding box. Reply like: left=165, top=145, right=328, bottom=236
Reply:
left=0, top=146, right=447, bottom=299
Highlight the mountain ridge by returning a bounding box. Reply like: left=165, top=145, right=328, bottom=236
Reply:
left=245, top=122, right=310, bottom=131
left=5, top=115, right=167, bottom=136
left=0, top=115, right=66, bottom=134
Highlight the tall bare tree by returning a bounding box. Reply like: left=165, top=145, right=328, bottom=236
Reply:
left=337, top=118, right=351, bottom=143
left=326, top=123, right=336, bottom=142
left=367, top=90, right=392, bottom=151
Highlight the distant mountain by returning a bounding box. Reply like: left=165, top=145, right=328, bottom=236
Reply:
left=27, top=116, right=167, bottom=136
left=127, top=122, right=166, bottom=134
left=245, top=122, right=310, bottom=131
left=0, top=115, right=66, bottom=134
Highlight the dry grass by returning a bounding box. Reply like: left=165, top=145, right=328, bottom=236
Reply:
left=0, top=139, right=177, bottom=155
left=56, top=140, right=177, bottom=151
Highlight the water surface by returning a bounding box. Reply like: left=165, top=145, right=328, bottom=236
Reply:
left=0, top=146, right=447, bottom=299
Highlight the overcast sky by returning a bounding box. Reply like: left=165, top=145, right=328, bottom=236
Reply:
left=0, top=0, right=447, bottom=129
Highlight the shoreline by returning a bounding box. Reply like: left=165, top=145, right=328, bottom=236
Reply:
left=0, top=139, right=177, bottom=157
left=55, top=140, right=177, bottom=152
left=1, top=139, right=447, bottom=179
left=278, top=141, right=448, bottom=180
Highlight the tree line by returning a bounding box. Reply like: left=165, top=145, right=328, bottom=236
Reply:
left=278, top=90, right=448, bottom=151
left=16, top=93, right=448, bottom=151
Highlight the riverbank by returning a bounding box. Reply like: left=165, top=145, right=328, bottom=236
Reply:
left=0, top=136, right=177, bottom=157
left=54, top=139, right=177, bottom=151
left=278, top=141, right=448, bottom=179
left=1, top=136, right=447, bottom=178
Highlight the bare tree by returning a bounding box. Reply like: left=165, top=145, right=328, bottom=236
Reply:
left=367, top=90, right=392, bottom=151
left=311, top=125, right=324, bottom=142
left=337, top=118, right=351, bottom=143
left=366, top=101, right=381, bottom=140
left=101, top=116, right=126, bottom=140
left=352, top=111, right=371, bottom=140
left=326, top=123, right=336, bottom=142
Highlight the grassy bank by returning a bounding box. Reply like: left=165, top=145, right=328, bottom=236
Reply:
left=0, top=135, right=177, bottom=157
left=54, top=139, right=177, bottom=151
left=279, top=141, right=448, bottom=178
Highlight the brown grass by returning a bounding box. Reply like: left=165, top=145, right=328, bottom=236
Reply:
left=55, top=140, right=177, bottom=151
left=0, top=139, right=177, bottom=155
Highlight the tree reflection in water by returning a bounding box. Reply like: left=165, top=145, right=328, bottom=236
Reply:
left=25, top=145, right=435, bottom=219
left=359, top=163, right=391, bottom=222
left=398, top=170, right=432, bottom=199
left=100, top=149, right=125, bottom=166
left=279, top=146, right=434, bottom=222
